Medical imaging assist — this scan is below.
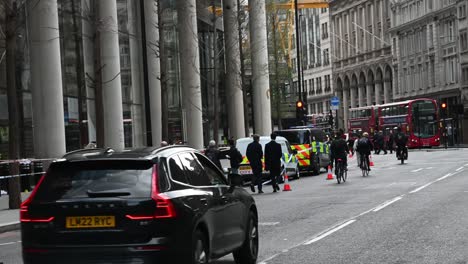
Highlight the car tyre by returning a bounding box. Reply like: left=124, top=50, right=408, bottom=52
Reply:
left=192, top=230, right=209, bottom=264
left=233, top=211, right=258, bottom=264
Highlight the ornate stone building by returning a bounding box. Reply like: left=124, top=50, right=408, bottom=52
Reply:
left=330, top=0, right=394, bottom=129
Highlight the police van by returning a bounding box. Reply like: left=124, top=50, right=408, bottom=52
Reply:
left=235, top=136, right=300, bottom=184
left=274, top=128, right=330, bottom=175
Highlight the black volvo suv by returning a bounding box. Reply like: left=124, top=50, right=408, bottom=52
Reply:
left=21, top=146, right=258, bottom=264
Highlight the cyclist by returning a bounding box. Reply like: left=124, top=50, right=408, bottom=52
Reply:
left=394, top=127, right=408, bottom=160
left=356, top=132, right=373, bottom=171
left=330, top=131, right=349, bottom=174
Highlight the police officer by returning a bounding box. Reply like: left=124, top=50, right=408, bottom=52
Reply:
left=246, top=135, right=264, bottom=194
left=265, top=133, right=282, bottom=193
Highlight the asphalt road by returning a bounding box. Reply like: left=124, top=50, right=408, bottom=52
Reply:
left=1, top=149, right=467, bottom=264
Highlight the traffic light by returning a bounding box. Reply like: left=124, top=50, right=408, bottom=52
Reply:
left=440, top=102, right=447, bottom=118
left=296, top=100, right=306, bottom=124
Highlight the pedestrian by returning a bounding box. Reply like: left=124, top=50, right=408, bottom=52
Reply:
left=246, top=135, right=264, bottom=194
left=265, top=133, right=282, bottom=193
left=347, top=133, right=356, bottom=156
left=353, top=133, right=362, bottom=167
left=227, top=139, right=243, bottom=175
left=205, top=140, right=222, bottom=170
left=387, top=130, right=394, bottom=154
left=379, top=131, right=387, bottom=154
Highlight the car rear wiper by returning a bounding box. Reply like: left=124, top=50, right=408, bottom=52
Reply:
left=86, top=190, right=131, bottom=198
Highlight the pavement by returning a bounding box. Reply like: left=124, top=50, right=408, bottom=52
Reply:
left=1, top=149, right=468, bottom=263
left=0, top=193, right=29, bottom=234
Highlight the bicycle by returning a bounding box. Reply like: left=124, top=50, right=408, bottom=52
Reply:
left=360, top=154, right=370, bottom=177
left=335, top=158, right=347, bottom=184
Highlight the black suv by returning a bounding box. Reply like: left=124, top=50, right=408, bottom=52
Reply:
left=21, top=146, right=258, bottom=264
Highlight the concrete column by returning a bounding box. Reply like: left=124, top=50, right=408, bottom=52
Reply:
left=343, top=90, right=349, bottom=131
left=366, top=82, right=373, bottom=106
left=358, top=84, right=365, bottom=107
left=98, top=0, right=125, bottom=150
left=249, top=0, right=272, bottom=135
left=223, top=0, right=246, bottom=139
left=323, top=101, right=328, bottom=114
left=30, top=0, right=66, bottom=158
left=81, top=0, right=97, bottom=143
left=384, top=79, right=391, bottom=104
left=375, top=80, right=382, bottom=105
left=350, top=86, right=357, bottom=108
left=127, top=0, right=144, bottom=147
left=177, top=0, right=204, bottom=149
left=315, top=103, right=319, bottom=114
left=144, top=0, right=162, bottom=147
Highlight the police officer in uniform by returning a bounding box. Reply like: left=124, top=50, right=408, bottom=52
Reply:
left=265, top=133, right=283, bottom=193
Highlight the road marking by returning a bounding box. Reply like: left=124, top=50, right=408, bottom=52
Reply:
left=304, top=220, right=356, bottom=245
left=426, top=167, right=433, bottom=170
left=456, top=167, right=464, bottom=172
left=258, top=253, right=280, bottom=264
left=411, top=168, right=424, bottom=173
left=259, top=222, right=280, bottom=226
left=0, top=241, right=21, bottom=247
left=436, top=173, right=453, bottom=182
left=409, top=182, right=433, bottom=194
left=372, top=196, right=403, bottom=212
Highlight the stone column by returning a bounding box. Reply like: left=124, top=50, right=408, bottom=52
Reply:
left=384, top=78, right=391, bottom=104
left=127, top=0, right=144, bottom=147
left=375, top=80, right=382, bottom=105
left=358, top=84, right=365, bottom=107
left=82, top=0, right=97, bottom=143
left=223, top=0, right=246, bottom=139
left=177, top=0, right=204, bottom=149
left=144, top=0, right=162, bottom=147
left=98, top=0, right=125, bottom=150
left=366, top=82, right=373, bottom=106
left=249, top=0, right=272, bottom=135
left=343, top=90, right=349, bottom=131
left=350, top=86, right=357, bottom=108
left=30, top=0, right=66, bottom=158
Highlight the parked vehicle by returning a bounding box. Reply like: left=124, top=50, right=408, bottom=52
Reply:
left=21, top=146, right=258, bottom=264
left=236, top=136, right=300, bottom=184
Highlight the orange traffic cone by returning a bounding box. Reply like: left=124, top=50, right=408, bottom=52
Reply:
left=326, top=165, right=334, bottom=180
left=370, top=155, right=375, bottom=167
left=283, top=173, right=292, bottom=191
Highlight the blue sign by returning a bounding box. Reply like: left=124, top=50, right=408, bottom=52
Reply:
left=331, top=96, right=340, bottom=106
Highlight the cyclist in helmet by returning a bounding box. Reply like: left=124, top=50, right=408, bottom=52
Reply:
left=330, top=130, right=349, bottom=174
left=356, top=132, right=373, bottom=171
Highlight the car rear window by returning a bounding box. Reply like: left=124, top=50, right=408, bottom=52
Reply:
left=34, top=160, right=153, bottom=202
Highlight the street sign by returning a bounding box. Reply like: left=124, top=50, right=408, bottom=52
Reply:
left=331, top=96, right=340, bottom=110
left=331, top=96, right=340, bottom=106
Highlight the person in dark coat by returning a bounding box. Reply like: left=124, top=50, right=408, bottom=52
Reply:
left=246, top=135, right=263, bottom=193
left=205, top=140, right=222, bottom=170
left=387, top=130, right=395, bottom=154
left=265, top=133, right=283, bottom=193
left=227, top=139, right=243, bottom=174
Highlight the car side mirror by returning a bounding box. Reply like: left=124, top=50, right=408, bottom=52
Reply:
left=228, top=173, right=243, bottom=187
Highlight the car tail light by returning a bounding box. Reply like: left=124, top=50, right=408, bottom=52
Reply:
left=126, top=165, right=176, bottom=220
left=20, top=174, right=55, bottom=223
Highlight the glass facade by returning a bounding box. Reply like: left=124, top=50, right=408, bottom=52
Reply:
left=0, top=0, right=227, bottom=158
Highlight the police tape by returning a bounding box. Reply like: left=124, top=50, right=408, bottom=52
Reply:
left=0, top=171, right=46, bottom=180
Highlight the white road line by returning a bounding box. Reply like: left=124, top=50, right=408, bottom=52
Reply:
left=456, top=167, right=464, bottom=172
left=465, top=164, right=468, bottom=167
left=304, top=220, right=356, bottom=245
left=0, top=241, right=21, bottom=247
left=409, top=182, right=433, bottom=194
left=411, top=168, right=424, bottom=173
left=426, top=167, right=433, bottom=170
left=259, top=222, right=280, bottom=226
left=372, top=196, right=403, bottom=212
left=436, top=173, right=453, bottom=182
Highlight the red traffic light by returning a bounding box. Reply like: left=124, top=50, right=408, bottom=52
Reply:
left=296, top=101, right=304, bottom=108
left=441, top=103, right=447, bottom=109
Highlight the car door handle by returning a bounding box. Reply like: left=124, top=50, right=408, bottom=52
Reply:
left=200, top=198, right=208, bottom=205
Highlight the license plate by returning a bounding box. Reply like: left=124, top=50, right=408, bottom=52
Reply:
left=66, top=216, right=115, bottom=229
left=239, top=167, right=252, bottom=175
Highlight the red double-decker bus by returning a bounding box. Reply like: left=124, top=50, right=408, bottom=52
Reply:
left=348, top=106, right=378, bottom=135
left=377, top=98, right=440, bottom=148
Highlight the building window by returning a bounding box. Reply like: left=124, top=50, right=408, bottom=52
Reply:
left=462, top=67, right=468, bottom=85
left=459, top=4, right=467, bottom=19
left=322, top=22, right=328, bottom=39
left=321, top=8, right=327, bottom=14
left=461, top=31, right=468, bottom=51
left=323, top=49, right=330, bottom=66
left=448, top=20, right=455, bottom=42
